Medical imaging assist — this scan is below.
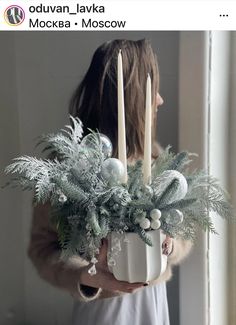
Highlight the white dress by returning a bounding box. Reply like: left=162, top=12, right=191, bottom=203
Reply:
left=71, top=282, right=170, bottom=325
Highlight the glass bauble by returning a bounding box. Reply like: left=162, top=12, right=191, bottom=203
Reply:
left=165, top=209, right=184, bottom=225
left=99, top=134, right=113, bottom=158
left=80, top=133, right=113, bottom=158
left=101, top=158, right=125, bottom=185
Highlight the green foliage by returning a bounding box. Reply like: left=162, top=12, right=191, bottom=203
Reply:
left=151, top=145, right=174, bottom=177
left=4, top=116, right=235, bottom=260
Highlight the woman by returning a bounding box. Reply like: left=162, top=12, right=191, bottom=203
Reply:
left=28, top=39, right=192, bottom=324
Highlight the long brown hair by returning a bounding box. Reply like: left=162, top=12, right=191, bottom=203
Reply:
left=69, top=39, right=160, bottom=159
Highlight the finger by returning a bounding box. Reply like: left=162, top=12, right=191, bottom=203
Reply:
left=105, top=275, right=144, bottom=292
left=105, top=272, right=144, bottom=288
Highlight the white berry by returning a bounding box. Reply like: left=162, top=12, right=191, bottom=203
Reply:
left=139, top=218, right=151, bottom=230
left=151, top=220, right=161, bottom=230
left=150, top=209, right=162, bottom=220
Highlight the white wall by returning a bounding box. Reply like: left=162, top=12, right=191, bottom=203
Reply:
left=0, top=31, right=180, bottom=325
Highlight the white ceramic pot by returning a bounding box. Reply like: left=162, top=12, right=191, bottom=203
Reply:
left=107, top=230, right=167, bottom=283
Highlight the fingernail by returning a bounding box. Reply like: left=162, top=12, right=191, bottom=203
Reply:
left=143, top=283, right=148, bottom=287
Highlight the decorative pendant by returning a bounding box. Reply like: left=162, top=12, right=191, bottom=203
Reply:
left=58, top=193, right=67, bottom=203
left=88, top=264, right=97, bottom=276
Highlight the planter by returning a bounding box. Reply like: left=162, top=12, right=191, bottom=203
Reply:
left=107, top=230, right=167, bottom=283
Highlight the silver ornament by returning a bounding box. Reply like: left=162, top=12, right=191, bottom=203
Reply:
left=80, top=133, right=98, bottom=150
left=150, top=209, right=162, bottom=220
left=99, top=134, right=113, bottom=158
left=91, top=257, right=98, bottom=264
left=101, top=158, right=125, bottom=185
left=151, top=219, right=161, bottom=230
left=165, top=209, right=184, bottom=225
left=139, top=218, right=151, bottom=230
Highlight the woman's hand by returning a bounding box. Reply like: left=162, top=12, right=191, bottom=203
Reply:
left=79, top=240, right=145, bottom=294
left=162, top=235, right=173, bottom=256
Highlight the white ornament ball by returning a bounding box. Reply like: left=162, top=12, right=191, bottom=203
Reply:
left=139, top=218, right=151, bottom=230
left=161, top=170, right=188, bottom=203
left=151, top=219, right=161, bottom=230
left=150, top=209, right=162, bottom=220
left=101, top=158, right=125, bottom=184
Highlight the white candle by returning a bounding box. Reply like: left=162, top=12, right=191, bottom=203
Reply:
left=143, top=74, right=152, bottom=185
left=117, top=50, right=127, bottom=183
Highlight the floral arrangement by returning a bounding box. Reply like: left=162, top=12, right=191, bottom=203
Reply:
left=4, top=116, right=234, bottom=274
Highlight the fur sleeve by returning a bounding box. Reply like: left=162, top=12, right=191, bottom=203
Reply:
left=167, top=238, right=193, bottom=265
left=28, top=202, right=102, bottom=302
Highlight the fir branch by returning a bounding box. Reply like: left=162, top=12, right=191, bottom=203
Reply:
left=87, top=209, right=101, bottom=236
left=37, top=133, right=76, bottom=159
left=52, top=174, right=90, bottom=205
left=151, top=145, right=174, bottom=177
left=5, top=156, right=52, bottom=180
left=127, top=160, right=143, bottom=194
left=34, top=174, right=53, bottom=204
left=2, top=176, right=36, bottom=191
left=167, top=151, right=194, bottom=172
left=129, top=200, right=153, bottom=211
left=156, top=179, right=180, bottom=208
left=64, top=116, right=83, bottom=144
left=161, top=198, right=198, bottom=211
left=183, top=209, right=218, bottom=235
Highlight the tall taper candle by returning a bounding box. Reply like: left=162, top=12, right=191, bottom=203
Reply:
left=143, top=74, right=152, bottom=185
left=117, top=50, right=127, bottom=183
